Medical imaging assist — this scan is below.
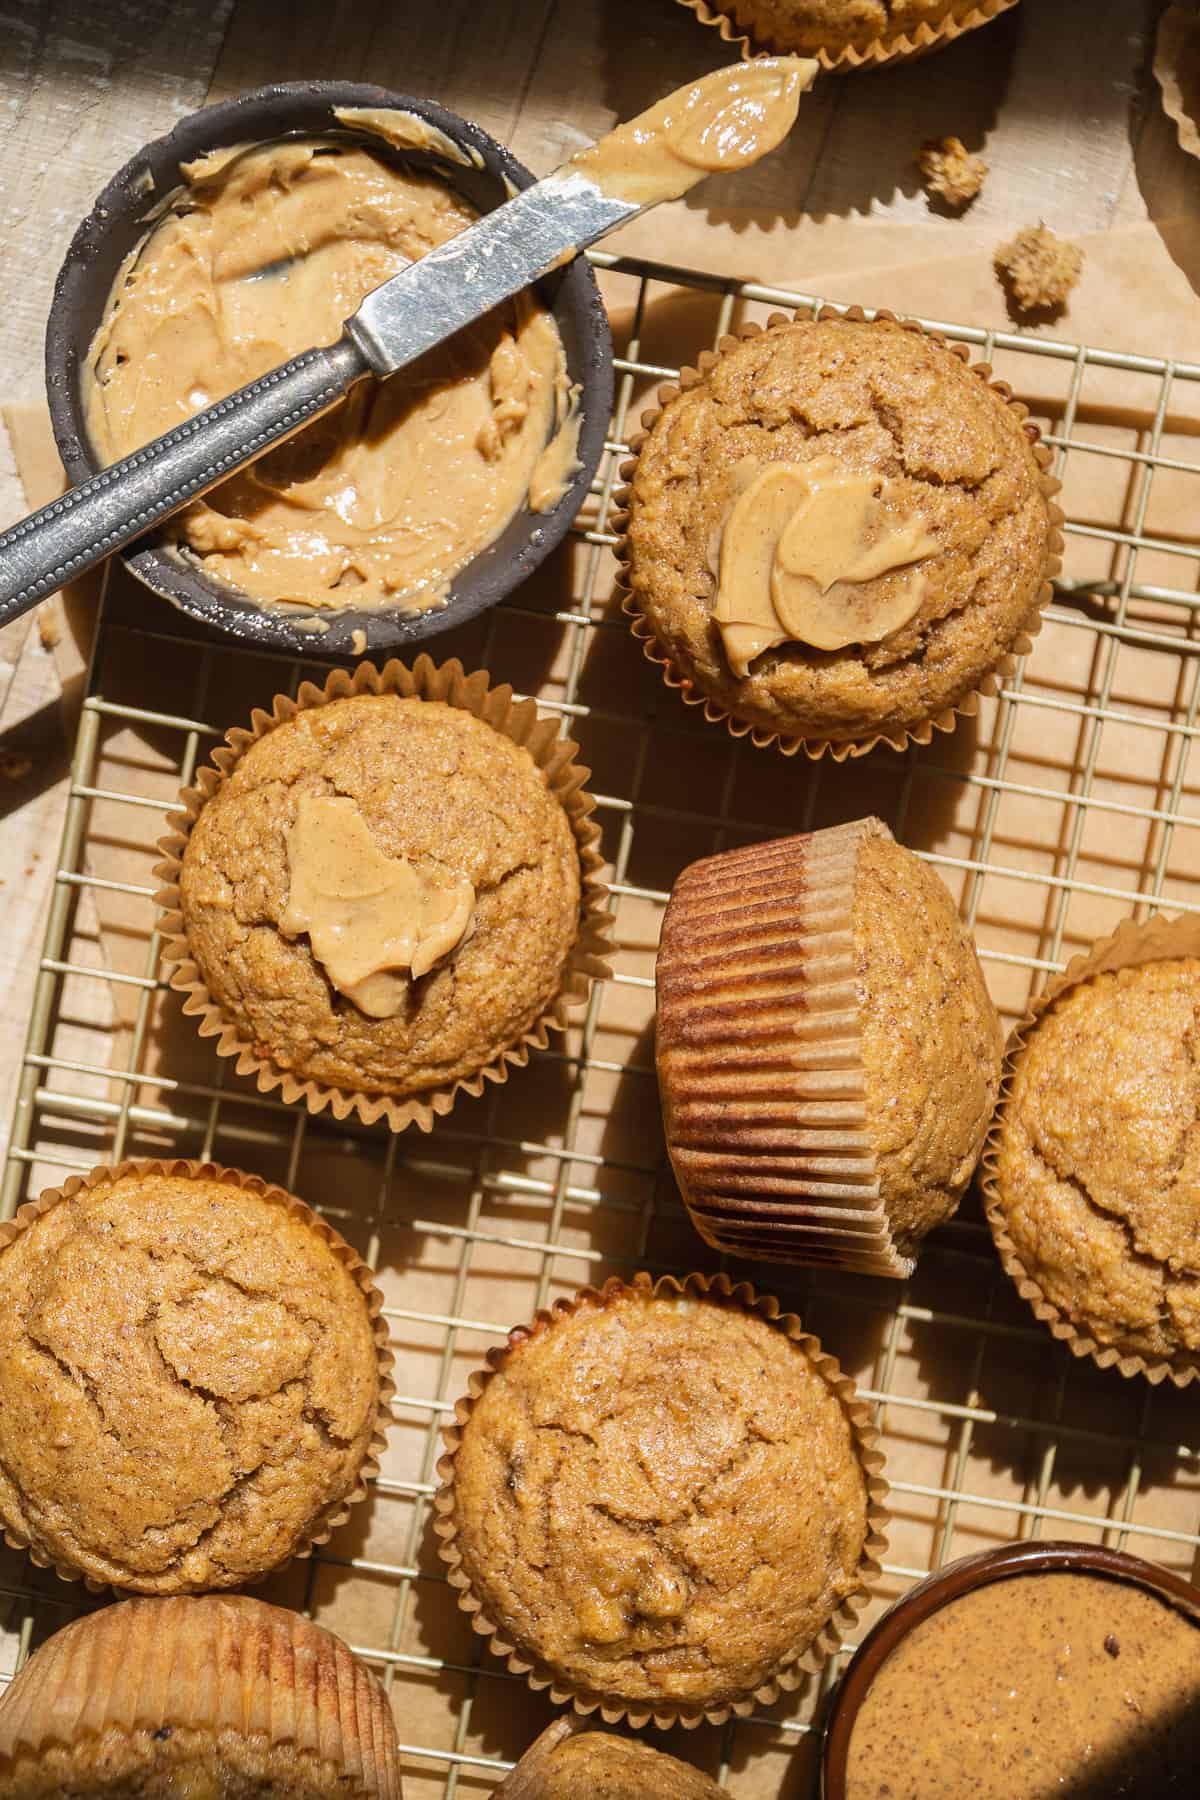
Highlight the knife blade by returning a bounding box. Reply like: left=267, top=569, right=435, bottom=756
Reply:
left=0, top=57, right=812, bottom=622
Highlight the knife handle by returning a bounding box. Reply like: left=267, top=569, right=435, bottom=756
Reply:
left=0, top=335, right=368, bottom=623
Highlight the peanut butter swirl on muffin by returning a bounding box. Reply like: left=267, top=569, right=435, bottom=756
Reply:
left=177, top=691, right=582, bottom=1099
left=437, top=1274, right=880, bottom=1722
left=621, top=314, right=1058, bottom=752
left=0, top=1164, right=386, bottom=1593
left=990, top=959, right=1200, bottom=1377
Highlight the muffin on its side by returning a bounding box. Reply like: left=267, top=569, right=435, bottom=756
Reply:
left=0, top=1595, right=401, bottom=1797
left=682, top=0, right=1018, bottom=65
left=657, top=818, right=1002, bottom=1276
left=435, top=1271, right=885, bottom=1726
left=0, top=1161, right=389, bottom=1593
left=987, top=953, right=1200, bottom=1382
left=159, top=659, right=610, bottom=1130
left=620, top=312, right=1060, bottom=756
left=496, top=1719, right=729, bottom=1797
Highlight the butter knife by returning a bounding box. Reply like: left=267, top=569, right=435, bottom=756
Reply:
left=0, top=58, right=810, bottom=621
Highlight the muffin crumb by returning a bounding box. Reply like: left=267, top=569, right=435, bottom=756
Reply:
left=917, top=136, right=988, bottom=207
left=995, top=223, right=1084, bottom=314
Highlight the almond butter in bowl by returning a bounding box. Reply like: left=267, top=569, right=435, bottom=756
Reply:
left=657, top=818, right=1002, bottom=1276
left=434, top=1271, right=887, bottom=1728
left=0, top=1160, right=393, bottom=1595
left=617, top=309, right=1062, bottom=760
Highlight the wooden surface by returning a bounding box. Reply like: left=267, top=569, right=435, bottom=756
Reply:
left=0, top=0, right=1190, bottom=1152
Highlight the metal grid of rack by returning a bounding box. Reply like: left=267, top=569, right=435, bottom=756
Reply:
left=3, top=252, right=1200, bottom=1795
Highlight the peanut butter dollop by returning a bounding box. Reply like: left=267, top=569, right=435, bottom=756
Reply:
left=568, top=57, right=816, bottom=206
left=714, top=458, right=938, bottom=674
left=84, top=138, right=574, bottom=611
left=280, top=794, right=474, bottom=1016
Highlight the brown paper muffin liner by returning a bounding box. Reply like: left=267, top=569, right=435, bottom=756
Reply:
left=154, top=655, right=613, bottom=1133
left=492, top=1717, right=578, bottom=1798
left=431, top=1269, right=889, bottom=1730
left=1155, top=1, right=1200, bottom=162
left=981, top=913, right=1200, bottom=1388
left=613, top=306, right=1064, bottom=762
left=658, top=817, right=916, bottom=1278
left=675, top=0, right=1019, bottom=72
left=0, top=1157, right=396, bottom=1592
left=0, top=1594, right=401, bottom=1795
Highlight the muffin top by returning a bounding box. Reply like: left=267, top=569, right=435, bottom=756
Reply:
left=448, top=1283, right=870, bottom=1712
left=992, top=960, right=1200, bottom=1370
left=624, top=316, right=1051, bottom=745
left=0, top=1595, right=400, bottom=1798
left=854, top=830, right=1002, bottom=1255
left=179, top=693, right=582, bottom=1097
left=707, top=0, right=984, bottom=57
left=498, top=1722, right=728, bottom=1797
left=0, top=1170, right=381, bottom=1591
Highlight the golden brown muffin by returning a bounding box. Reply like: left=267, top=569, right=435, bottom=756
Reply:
left=0, top=1595, right=402, bottom=1797
left=695, top=0, right=1014, bottom=58
left=0, top=1164, right=385, bottom=1592
left=176, top=691, right=582, bottom=1099
left=496, top=1719, right=729, bottom=1797
left=855, top=830, right=1002, bottom=1254
left=436, top=1275, right=877, bottom=1721
left=989, top=960, right=1200, bottom=1375
left=656, top=819, right=1002, bottom=1275
left=621, top=314, right=1056, bottom=752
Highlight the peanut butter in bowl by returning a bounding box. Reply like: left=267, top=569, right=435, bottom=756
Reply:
left=83, top=127, right=582, bottom=616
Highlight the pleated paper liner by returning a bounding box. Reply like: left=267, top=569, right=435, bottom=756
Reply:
left=154, top=655, right=612, bottom=1133
left=432, top=1269, right=889, bottom=1731
left=493, top=1717, right=577, bottom=1798
left=0, top=1594, right=401, bottom=1796
left=0, top=1157, right=396, bottom=1592
left=675, top=0, right=1020, bottom=73
left=981, top=912, right=1200, bottom=1388
left=657, top=817, right=912, bottom=1278
left=1155, top=1, right=1200, bottom=163
left=613, top=306, right=1064, bottom=763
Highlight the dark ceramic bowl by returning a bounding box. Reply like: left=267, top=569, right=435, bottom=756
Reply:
left=45, top=81, right=613, bottom=657
left=822, top=1539, right=1200, bottom=1797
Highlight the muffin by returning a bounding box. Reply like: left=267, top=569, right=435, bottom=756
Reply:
left=0, top=1160, right=391, bottom=1592
left=157, top=657, right=610, bottom=1131
left=434, top=1271, right=886, bottom=1726
left=0, top=1594, right=401, bottom=1797
left=618, top=311, right=1061, bottom=758
left=985, top=926, right=1200, bottom=1383
left=496, top=1718, right=729, bottom=1797
left=679, top=0, right=1019, bottom=68
left=657, top=818, right=1002, bottom=1277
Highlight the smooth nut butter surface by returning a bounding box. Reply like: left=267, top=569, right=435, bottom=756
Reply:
left=714, top=457, right=938, bottom=673
left=84, top=134, right=574, bottom=611
left=280, top=793, right=475, bottom=1016
left=569, top=57, right=816, bottom=206
left=845, top=1571, right=1200, bottom=1798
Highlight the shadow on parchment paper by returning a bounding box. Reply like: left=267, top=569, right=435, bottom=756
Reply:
left=595, top=0, right=1016, bottom=232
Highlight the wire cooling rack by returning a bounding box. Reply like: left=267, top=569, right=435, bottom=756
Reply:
left=3, top=252, right=1200, bottom=1796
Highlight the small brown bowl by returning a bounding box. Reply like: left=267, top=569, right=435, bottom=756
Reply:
left=821, top=1539, right=1200, bottom=1797
left=44, top=81, right=613, bottom=658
